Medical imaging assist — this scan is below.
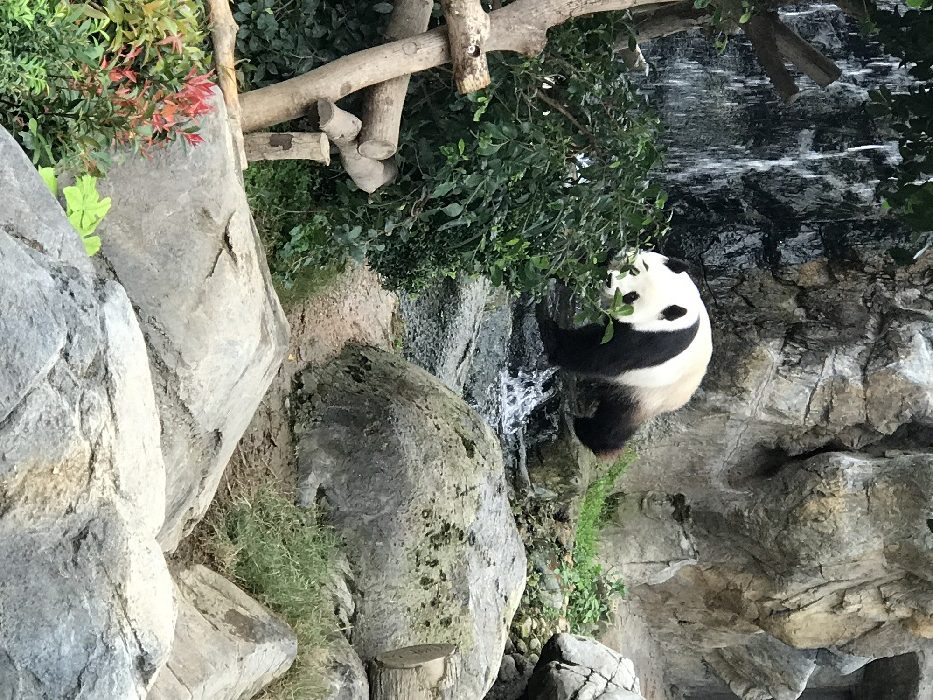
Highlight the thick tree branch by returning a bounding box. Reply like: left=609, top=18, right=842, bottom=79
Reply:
left=243, top=132, right=330, bottom=163
left=769, top=12, right=842, bottom=87
left=318, top=100, right=397, bottom=193
left=239, top=0, right=683, bottom=132
left=207, top=0, right=247, bottom=169
left=441, top=0, right=492, bottom=93
left=744, top=14, right=800, bottom=104
left=358, top=0, right=433, bottom=160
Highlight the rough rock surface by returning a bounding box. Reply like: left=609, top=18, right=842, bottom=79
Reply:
left=322, top=632, right=369, bottom=700
left=149, top=565, right=296, bottom=700
left=95, top=89, right=289, bottom=551
left=294, top=345, right=526, bottom=699
left=0, top=127, right=174, bottom=697
left=601, top=250, right=933, bottom=698
left=525, top=635, right=646, bottom=699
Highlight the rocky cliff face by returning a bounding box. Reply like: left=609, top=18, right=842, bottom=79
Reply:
left=598, top=5, right=933, bottom=699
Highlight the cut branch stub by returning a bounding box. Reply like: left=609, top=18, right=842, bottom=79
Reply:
left=318, top=99, right=397, bottom=193
left=358, top=0, right=433, bottom=159
left=743, top=14, right=800, bottom=104
left=441, top=0, right=491, bottom=93
left=369, top=644, right=461, bottom=700
left=243, top=132, right=330, bottom=163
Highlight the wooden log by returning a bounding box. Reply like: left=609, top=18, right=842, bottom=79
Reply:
left=238, top=0, right=688, bottom=132
left=440, top=0, right=491, bottom=93
left=743, top=14, right=800, bottom=104
left=369, top=644, right=461, bottom=700
left=207, top=0, right=247, bottom=170
left=243, top=132, right=330, bottom=163
left=633, top=2, right=708, bottom=41
left=769, top=13, right=842, bottom=87
left=358, top=0, right=433, bottom=160
left=318, top=100, right=397, bottom=193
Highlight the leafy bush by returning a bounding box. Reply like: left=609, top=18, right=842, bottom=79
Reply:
left=0, top=0, right=212, bottom=171
left=211, top=489, right=339, bottom=700
left=236, top=7, right=668, bottom=315
left=40, top=167, right=111, bottom=255
left=561, top=450, right=635, bottom=633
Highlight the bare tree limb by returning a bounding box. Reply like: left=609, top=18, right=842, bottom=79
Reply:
left=633, top=2, right=709, bottom=41
left=239, top=0, right=684, bottom=132
left=769, top=13, right=842, bottom=87
left=318, top=100, right=397, bottom=193
left=441, top=0, right=492, bottom=93
left=744, top=14, right=800, bottom=104
left=244, top=132, right=330, bottom=163
left=207, top=0, right=247, bottom=169
left=358, top=0, right=433, bottom=160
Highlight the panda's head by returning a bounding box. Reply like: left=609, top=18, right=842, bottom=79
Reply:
left=602, top=251, right=704, bottom=332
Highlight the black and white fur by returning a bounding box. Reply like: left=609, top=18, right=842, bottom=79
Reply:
left=540, top=251, right=712, bottom=458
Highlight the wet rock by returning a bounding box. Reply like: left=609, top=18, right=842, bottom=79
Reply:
left=96, top=89, right=289, bottom=551
left=294, top=345, right=525, bottom=699
left=704, top=635, right=817, bottom=700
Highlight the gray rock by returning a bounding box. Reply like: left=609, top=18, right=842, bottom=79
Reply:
left=149, top=565, right=297, bottom=700
left=524, top=634, right=645, bottom=699
left=854, top=651, right=933, bottom=700
left=95, top=89, right=289, bottom=551
left=704, top=635, right=817, bottom=700
left=0, top=127, right=174, bottom=697
left=322, top=632, right=369, bottom=700
left=294, top=345, right=526, bottom=699
left=400, top=274, right=491, bottom=393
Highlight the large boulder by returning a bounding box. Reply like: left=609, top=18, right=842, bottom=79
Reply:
left=0, top=128, right=174, bottom=696
left=149, top=565, right=297, bottom=700
left=293, top=345, right=526, bottom=699
left=95, top=89, right=290, bottom=551
left=525, top=634, right=646, bottom=699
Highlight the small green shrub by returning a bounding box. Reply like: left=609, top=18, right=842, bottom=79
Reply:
left=39, top=167, right=110, bottom=255
left=211, top=489, right=339, bottom=700
left=562, top=450, right=635, bottom=633
left=0, top=0, right=211, bottom=171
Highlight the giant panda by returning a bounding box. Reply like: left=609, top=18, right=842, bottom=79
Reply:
left=539, top=251, right=712, bottom=458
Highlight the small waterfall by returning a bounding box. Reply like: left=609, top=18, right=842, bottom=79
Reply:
left=498, top=367, right=558, bottom=438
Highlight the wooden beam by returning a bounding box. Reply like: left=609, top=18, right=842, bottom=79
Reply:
left=318, top=100, right=397, bottom=193
left=358, top=0, right=434, bottom=159
left=243, top=132, right=330, bottom=163
left=744, top=14, right=800, bottom=104
left=441, top=0, right=491, bottom=93
left=207, top=0, right=247, bottom=169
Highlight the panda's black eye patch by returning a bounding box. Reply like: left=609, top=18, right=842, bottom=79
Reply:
left=660, top=304, right=687, bottom=321
left=622, top=292, right=639, bottom=304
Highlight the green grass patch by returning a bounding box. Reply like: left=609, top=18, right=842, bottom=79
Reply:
left=562, top=449, right=635, bottom=633
left=208, top=489, right=339, bottom=700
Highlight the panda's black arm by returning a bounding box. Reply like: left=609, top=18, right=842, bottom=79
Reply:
left=574, top=389, right=640, bottom=456
left=543, top=319, right=699, bottom=377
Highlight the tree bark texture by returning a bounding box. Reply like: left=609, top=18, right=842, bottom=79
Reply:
left=369, top=644, right=461, bottom=700
left=243, top=132, right=330, bottom=163
left=744, top=14, right=800, bottom=104
left=768, top=12, right=842, bottom=87
left=239, top=0, right=683, bottom=132
left=358, top=0, right=434, bottom=160
left=441, top=0, right=492, bottom=93
left=318, top=100, right=397, bottom=193
left=207, top=0, right=248, bottom=169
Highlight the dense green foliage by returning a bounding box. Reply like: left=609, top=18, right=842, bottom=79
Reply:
left=561, top=450, right=634, bottom=632
left=868, top=1, right=933, bottom=258
left=214, top=490, right=338, bottom=700
left=0, top=0, right=211, bottom=171
left=236, top=4, right=668, bottom=313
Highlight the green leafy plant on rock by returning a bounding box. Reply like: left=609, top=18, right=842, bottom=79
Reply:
left=561, top=450, right=635, bottom=633
left=39, top=167, right=110, bottom=256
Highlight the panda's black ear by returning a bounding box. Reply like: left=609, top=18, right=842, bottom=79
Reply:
left=664, top=258, right=691, bottom=274
left=660, top=305, right=688, bottom=321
